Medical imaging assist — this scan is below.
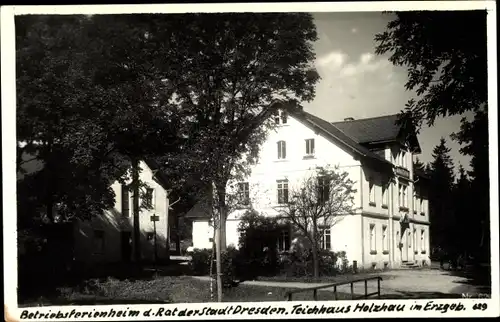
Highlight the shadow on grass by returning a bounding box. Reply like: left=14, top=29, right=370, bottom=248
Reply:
left=18, top=260, right=194, bottom=306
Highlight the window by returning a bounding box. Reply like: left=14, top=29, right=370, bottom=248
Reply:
left=408, top=230, right=412, bottom=248
left=421, top=229, right=425, bottom=253
left=382, top=225, right=388, bottom=253
left=399, top=184, right=408, bottom=208
left=238, top=182, right=250, bottom=206
left=277, top=179, right=289, bottom=204
left=320, top=227, right=331, bottom=250
left=413, top=228, right=417, bottom=252
left=144, top=188, right=154, bottom=208
left=250, top=147, right=259, bottom=163
left=277, top=229, right=290, bottom=251
left=413, top=193, right=417, bottom=213
left=305, top=139, right=315, bottom=156
left=274, top=109, right=288, bottom=125
left=369, top=180, right=376, bottom=206
left=420, top=198, right=425, bottom=215
left=93, top=230, right=105, bottom=254
left=382, top=184, right=388, bottom=207
left=121, top=184, right=130, bottom=217
left=369, top=224, right=376, bottom=253
left=277, top=141, right=287, bottom=159
left=398, top=150, right=407, bottom=168
left=317, top=176, right=330, bottom=203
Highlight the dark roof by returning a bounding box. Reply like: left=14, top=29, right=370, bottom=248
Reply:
left=291, top=110, right=393, bottom=168
left=331, top=114, right=422, bottom=153
left=144, top=158, right=170, bottom=190
left=332, top=114, right=401, bottom=144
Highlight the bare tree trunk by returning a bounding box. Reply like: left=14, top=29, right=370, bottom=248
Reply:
left=215, top=215, right=223, bottom=302
left=311, top=225, right=319, bottom=279
left=215, top=182, right=228, bottom=252
left=132, top=158, right=141, bottom=263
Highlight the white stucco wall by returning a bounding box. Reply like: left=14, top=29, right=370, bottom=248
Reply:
left=190, top=113, right=431, bottom=269
left=73, top=161, right=170, bottom=264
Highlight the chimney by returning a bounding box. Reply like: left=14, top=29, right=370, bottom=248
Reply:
left=344, top=117, right=355, bottom=121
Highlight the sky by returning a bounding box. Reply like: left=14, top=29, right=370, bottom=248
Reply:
left=304, top=12, right=472, bottom=173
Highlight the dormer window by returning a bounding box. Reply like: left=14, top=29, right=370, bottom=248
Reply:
left=274, top=109, right=288, bottom=125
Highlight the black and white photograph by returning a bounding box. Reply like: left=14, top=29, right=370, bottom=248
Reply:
left=2, top=1, right=498, bottom=319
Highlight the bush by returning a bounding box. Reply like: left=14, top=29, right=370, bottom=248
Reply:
left=189, top=249, right=212, bottom=276
left=236, top=210, right=282, bottom=279
left=278, top=249, right=351, bottom=277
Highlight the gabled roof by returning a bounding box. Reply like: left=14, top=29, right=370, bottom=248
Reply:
left=331, top=114, right=422, bottom=153
left=332, top=114, right=401, bottom=144
left=290, top=110, right=393, bottom=168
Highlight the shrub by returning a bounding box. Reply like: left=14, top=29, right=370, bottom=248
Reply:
left=236, top=210, right=282, bottom=279
left=278, top=249, right=351, bottom=277
left=189, top=249, right=212, bottom=276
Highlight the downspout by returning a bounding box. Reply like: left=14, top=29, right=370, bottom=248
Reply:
left=359, top=165, right=364, bottom=269
left=389, top=174, right=394, bottom=267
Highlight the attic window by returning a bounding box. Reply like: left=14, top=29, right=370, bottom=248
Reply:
left=274, top=110, right=288, bottom=125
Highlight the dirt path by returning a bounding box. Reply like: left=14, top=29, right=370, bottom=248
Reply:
left=191, top=268, right=490, bottom=299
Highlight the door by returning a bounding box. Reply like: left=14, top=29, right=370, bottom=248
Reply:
left=402, top=229, right=409, bottom=262
left=121, top=232, right=132, bottom=262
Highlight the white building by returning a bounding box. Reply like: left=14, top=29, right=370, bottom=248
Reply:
left=72, top=159, right=172, bottom=265
left=188, top=107, right=431, bottom=269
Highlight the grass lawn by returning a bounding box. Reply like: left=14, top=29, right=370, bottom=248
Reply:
left=22, top=276, right=355, bottom=306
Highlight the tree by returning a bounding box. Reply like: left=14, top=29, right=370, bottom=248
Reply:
left=413, top=156, right=426, bottom=173
left=427, top=138, right=456, bottom=252
left=151, top=12, right=319, bottom=255
left=375, top=11, right=489, bottom=259
left=375, top=11, right=487, bottom=128
left=451, top=110, right=489, bottom=259
left=451, top=164, right=472, bottom=254
left=16, top=15, right=183, bottom=261
left=277, top=166, right=356, bottom=279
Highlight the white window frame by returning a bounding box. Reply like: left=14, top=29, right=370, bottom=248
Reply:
left=320, top=227, right=331, bottom=250
left=369, top=180, right=376, bottom=205
left=369, top=224, right=376, bottom=253
left=277, top=141, right=286, bottom=160
left=274, top=109, right=288, bottom=125
left=305, top=138, right=315, bottom=156
left=277, top=179, right=289, bottom=204
left=121, top=184, right=130, bottom=217
left=238, top=182, right=250, bottom=206
left=382, top=225, right=388, bottom=252
left=317, top=176, right=330, bottom=203
left=399, top=184, right=408, bottom=208
left=144, top=187, right=155, bottom=209
left=382, top=184, right=389, bottom=207
left=277, top=228, right=290, bottom=252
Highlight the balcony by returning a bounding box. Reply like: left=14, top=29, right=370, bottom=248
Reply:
left=395, top=166, right=410, bottom=179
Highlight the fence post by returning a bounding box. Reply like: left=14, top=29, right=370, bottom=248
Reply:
left=287, top=292, right=292, bottom=301
left=350, top=282, right=354, bottom=300
left=377, top=277, right=381, bottom=298
left=313, top=289, right=318, bottom=301
left=364, top=279, right=368, bottom=298
left=334, top=285, right=337, bottom=300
